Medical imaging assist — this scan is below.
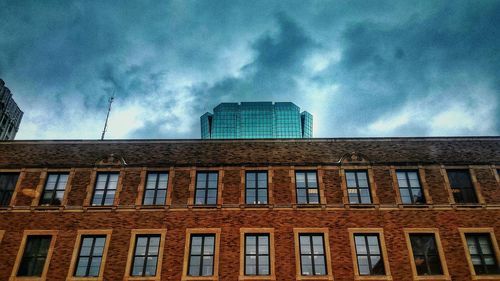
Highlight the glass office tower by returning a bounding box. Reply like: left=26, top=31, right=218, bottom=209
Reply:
left=201, top=102, right=313, bottom=139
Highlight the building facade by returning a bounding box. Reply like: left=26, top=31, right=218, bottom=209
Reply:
left=0, top=137, right=499, bottom=281
left=0, top=79, right=23, bottom=140
left=201, top=102, right=313, bottom=139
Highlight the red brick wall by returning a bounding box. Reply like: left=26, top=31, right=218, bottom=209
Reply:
left=222, top=169, right=241, bottom=205
left=14, top=171, right=40, bottom=206
left=118, top=169, right=142, bottom=206
left=323, top=169, right=343, bottom=205
left=272, top=168, right=292, bottom=206
left=1, top=210, right=499, bottom=281
left=475, top=168, right=499, bottom=204
left=424, top=168, right=449, bottom=204
left=170, top=170, right=190, bottom=207
left=373, top=167, right=396, bottom=205
left=66, top=169, right=91, bottom=206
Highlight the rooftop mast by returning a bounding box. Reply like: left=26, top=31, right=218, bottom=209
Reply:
left=100, top=90, right=115, bottom=140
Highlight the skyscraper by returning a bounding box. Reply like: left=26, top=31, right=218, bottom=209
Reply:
left=0, top=79, right=23, bottom=140
left=201, top=102, right=313, bottom=139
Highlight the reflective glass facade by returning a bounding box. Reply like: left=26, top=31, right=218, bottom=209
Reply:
left=201, top=102, right=313, bottom=139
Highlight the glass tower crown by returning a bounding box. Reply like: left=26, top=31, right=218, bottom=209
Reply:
left=200, top=102, right=313, bottom=139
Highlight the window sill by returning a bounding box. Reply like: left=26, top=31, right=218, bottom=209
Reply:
left=241, top=204, right=271, bottom=208
left=296, top=274, right=334, bottom=280
left=412, top=274, right=451, bottom=280
left=347, top=204, right=378, bottom=209
left=124, top=275, right=160, bottom=281
left=181, top=275, right=219, bottom=281
left=471, top=274, right=500, bottom=280
left=9, top=277, right=47, bottom=281
left=83, top=206, right=115, bottom=212
left=66, top=277, right=103, bottom=281
left=398, top=204, right=431, bottom=208
left=453, top=203, right=485, bottom=209
left=354, top=275, right=392, bottom=280
left=294, top=203, right=324, bottom=208
left=239, top=275, right=276, bottom=281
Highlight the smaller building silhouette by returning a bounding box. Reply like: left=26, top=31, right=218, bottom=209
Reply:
left=201, top=102, right=312, bottom=139
left=0, top=79, right=23, bottom=140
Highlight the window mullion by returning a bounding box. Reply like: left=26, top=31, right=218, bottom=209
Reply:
left=153, top=173, right=159, bottom=204
left=102, top=174, right=110, bottom=205
left=86, top=237, right=97, bottom=277
left=142, top=236, right=151, bottom=276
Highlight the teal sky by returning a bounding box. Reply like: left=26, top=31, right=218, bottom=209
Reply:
left=1, top=0, right=499, bottom=139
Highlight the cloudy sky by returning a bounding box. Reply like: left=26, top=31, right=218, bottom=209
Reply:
left=1, top=0, right=499, bottom=139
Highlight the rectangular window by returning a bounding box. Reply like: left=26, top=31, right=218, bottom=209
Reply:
left=465, top=234, right=500, bottom=275
left=194, top=172, right=218, bottom=205
left=40, top=173, right=69, bottom=205
left=299, top=234, right=327, bottom=276
left=245, top=171, right=268, bottom=204
left=244, top=234, right=270, bottom=276
left=397, top=170, right=425, bottom=204
left=131, top=235, right=161, bottom=277
left=447, top=170, right=477, bottom=203
left=188, top=234, right=216, bottom=276
left=354, top=234, right=385, bottom=276
left=17, top=236, right=52, bottom=277
left=74, top=235, right=107, bottom=277
left=409, top=234, right=443, bottom=275
left=346, top=171, right=372, bottom=204
left=91, top=172, right=119, bottom=206
left=143, top=172, right=168, bottom=205
left=295, top=171, right=319, bottom=204
left=0, top=172, right=19, bottom=206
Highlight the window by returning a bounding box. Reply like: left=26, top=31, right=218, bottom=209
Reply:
left=244, top=234, right=270, bottom=276
left=40, top=173, right=69, bottom=205
left=293, top=228, right=333, bottom=280
left=143, top=172, right=168, bottom=205
left=349, top=229, right=391, bottom=279
left=67, top=230, right=112, bottom=281
left=239, top=228, right=275, bottom=280
left=0, top=172, right=19, bottom=206
left=245, top=171, right=268, bottom=204
left=194, top=172, right=218, bottom=205
left=10, top=230, right=57, bottom=281
left=0, top=230, right=4, bottom=243
left=465, top=234, right=500, bottom=275
left=299, top=234, right=327, bottom=276
left=295, top=171, right=319, bottom=204
left=404, top=229, right=450, bottom=279
left=447, top=170, right=477, bottom=203
left=346, top=171, right=372, bottom=204
left=74, top=235, right=107, bottom=277
left=17, top=236, right=52, bottom=277
left=354, top=234, right=385, bottom=275
left=396, top=170, right=425, bottom=204
left=409, top=234, right=443, bottom=275
left=131, top=235, right=161, bottom=276
left=182, top=228, right=220, bottom=280
left=125, top=229, right=166, bottom=280
left=188, top=235, right=216, bottom=276
left=91, top=172, right=119, bottom=206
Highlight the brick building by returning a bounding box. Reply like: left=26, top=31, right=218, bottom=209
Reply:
left=0, top=137, right=499, bottom=281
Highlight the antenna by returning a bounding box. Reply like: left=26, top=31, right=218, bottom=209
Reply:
left=100, top=90, right=115, bottom=140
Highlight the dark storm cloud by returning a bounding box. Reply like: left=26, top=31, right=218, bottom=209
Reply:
left=0, top=0, right=498, bottom=139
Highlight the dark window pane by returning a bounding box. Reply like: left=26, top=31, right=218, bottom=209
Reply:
left=447, top=170, right=477, bottom=203
left=246, top=172, right=268, bottom=205
left=465, top=234, right=500, bottom=275
left=244, top=234, right=270, bottom=276
left=410, top=234, right=443, bottom=275
left=0, top=173, right=19, bottom=206
left=17, top=236, right=52, bottom=277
